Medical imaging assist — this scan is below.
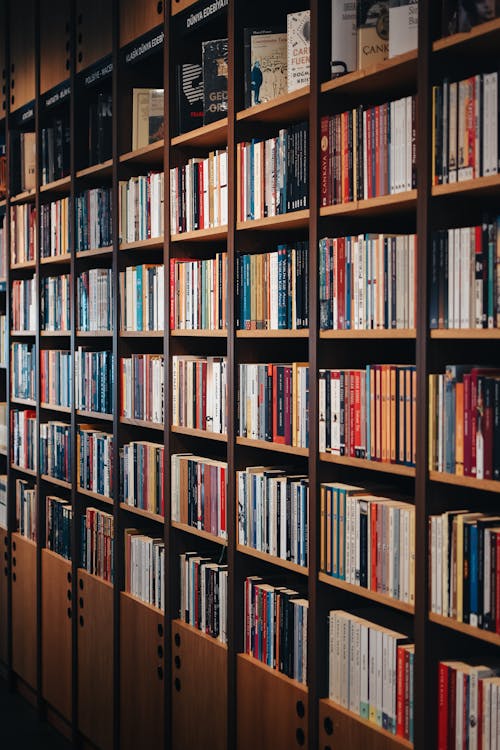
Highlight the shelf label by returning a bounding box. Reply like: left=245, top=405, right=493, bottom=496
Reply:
left=43, top=81, right=71, bottom=110
left=10, top=102, right=35, bottom=127
left=123, top=25, right=164, bottom=65
left=82, top=56, right=113, bottom=88
left=178, top=0, right=228, bottom=32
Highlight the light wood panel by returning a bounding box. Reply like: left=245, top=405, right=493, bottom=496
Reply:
left=11, top=533, right=37, bottom=688
left=40, top=0, right=70, bottom=93
left=172, top=620, right=228, bottom=750
left=9, top=0, right=36, bottom=111
left=120, top=0, right=164, bottom=48
left=319, top=699, right=413, bottom=750
left=41, top=549, right=72, bottom=721
left=0, top=528, right=8, bottom=665
left=76, top=0, right=112, bottom=73
left=77, top=569, right=113, bottom=750
left=237, top=654, right=308, bottom=750
left=120, top=592, right=165, bottom=750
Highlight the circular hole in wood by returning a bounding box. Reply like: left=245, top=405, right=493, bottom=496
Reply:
left=12, top=557, right=16, bottom=567
left=79, top=578, right=84, bottom=590
left=67, top=571, right=72, bottom=583
left=67, top=607, right=72, bottom=619
left=324, top=717, right=333, bottom=735
left=174, top=632, right=181, bottom=647
left=157, top=666, right=163, bottom=680
left=79, top=597, right=84, bottom=608
left=4, top=551, right=7, bottom=561
left=157, top=1, right=163, bottom=13
left=67, top=589, right=71, bottom=601
left=174, top=677, right=181, bottom=692
left=78, top=52, right=83, bottom=63
left=12, top=541, right=16, bottom=551
left=296, top=728, right=305, bottom=746
left=158, top=623, right=164, bottom=637
left=157, top=645, right=163, bottom=659
left=79, top=615, right=84, bottom=627
left=174, top=655, right=181, bottom=669
left=4, top=537, right=7, bottom=546
left=12, top=572, right=16, bottom=582
left=296, top=700, right=305, bottom=718
left=4, top=567, right=8, bottom=576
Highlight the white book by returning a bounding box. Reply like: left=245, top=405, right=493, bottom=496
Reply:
left=287, top=11, right=310, bottom=92
left=389, top=0, right=418, bottom=58
left=330, top=1, right=357, bottom=77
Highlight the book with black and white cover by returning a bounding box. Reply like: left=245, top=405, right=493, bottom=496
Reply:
left=243, top=27, right=284, bottom=108
left=388, top=0, right=418, bottom=58
left=176, top=62, right=203, bottom=134
left=287, top=10, right=310, bottom=92
left=202, top=38, right=228, bottom=125
left=331, top=0, right=358, bottom=78
left=357, top=0, right=389, bottom=70
left=247, top=31, right=287, bottom=107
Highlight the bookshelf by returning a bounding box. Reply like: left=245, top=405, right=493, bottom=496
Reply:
left=0, top=2, right=498, bottom=750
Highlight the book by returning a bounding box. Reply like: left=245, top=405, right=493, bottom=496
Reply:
left=176, top=62, right=203, bottom=134
left=88, top=91, right=112, bottom=166
left=132, top=88, right=164, bottom=151
left=388, top=0, right=418, bottom=58
left=247, top=30, right=287, bottom=107
left=331, top=0, right=358, bottom=77
left=357, top=0, right=390, bottom=69
left=287, top=10, right=310, bottom=92
left=202, top=38, right=228, bottom=125
left=20, top=132, right=36, bottom=192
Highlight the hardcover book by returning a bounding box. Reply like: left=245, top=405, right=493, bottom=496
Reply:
left=389, top=0, right=418, bottom=58
left=243, top=27, right=284, bottom=108
left=176, top=62, right=203, bottom=134
left=357, top=0, right=389, bottom=70
left=331, top=0, right=358, bottom=77
left=247, top=31, right=287, bottom=107
left=287, top=10, right=310, bottom=92
left=132, top=88, right=164, bottom=151
left=202, top=38, right=228, bottom=125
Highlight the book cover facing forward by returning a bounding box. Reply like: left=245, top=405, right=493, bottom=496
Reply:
left=202, top=38, right=228, bottom=125
left=357, top=0, right=389, bottom=69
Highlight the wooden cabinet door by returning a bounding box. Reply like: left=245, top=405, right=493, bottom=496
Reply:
left=172, top=620, right=228, bottom=750
left=40, top=0, right=71, bottom=93
left=120, top=593, right=164, bottom=749
left=9, top=0, right=35, bottom=111
left=76, top=0, right=112, bottom=73
left=0, top=528, right=9, bottom=665
left=77, top=569, right=113, bottom=750
left=11, top=533, right=37, bottom=687
left=42, top=550, right=72, bottom=721
left=120, top=0, right=164, bottom=48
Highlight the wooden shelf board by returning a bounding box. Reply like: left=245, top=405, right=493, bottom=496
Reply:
left=171, top=521, right=227, bottom=546
left=321, top=50, right=417, bottom=97
left=10, top=397, right=36, bottom=407
left=119, top=236, right=164, bottom=252
left=430, top=328, right=500, bottom=339
left=11, top=331, right=36, bottom=337
left=320, top=698, right=413, bottom=750
left=120, top=590, right=164, bottom=615
left=429, top=612, right=500, bottom=647
left=318, top=572, right=414, bottom=614
left=237, top=329, right=309, bottom=339
left=320, top=191, right=417, bottom=218
left=76, top=246, right=113, bottom=259
left=10, top=464, right=36, bottom=476
left=429, top=470, right=500, bottom=493
left=119, top=140, right=164, bottom=165
left=320, top=452, right=416, bottom=477
left=237, top=210, right=309, bottom=232
left=76, top=330, right=113, bottom=338
left=40, top=403, right=71, bottom=413
left=237, top=653, right=308, bottom=692
left=76, top=410, right=114, bottom=422
left=41, top=474, right=71, bottom=490
left=40, top=330, right=70, bottom=337
left=12, top=531, right=36, bottom=546
left=433, top=17, right=500, bottom=53
left=76, top=160, right=113, bottom=180
left=171, top=425, right=228, bottom=442
left=171, top=226, right=228, bottom=242
left=320, top=328, right=416, bottom=340
left=77, top=487, right=113, bottom=506
left=77, top=567, right=114, bottom=589
left=174, top=618, right=228, bottom=651
left=39, top=176, right=71, bottom=194
left=236, top=87, right=309, bottom=124
left=170, top=329, right=228, bottom=338
left=120, top=330, right=164, bottom=338
left=236, top=437, right=309, bottom=457
left=40, top=254, right=72, bottom=265
left=10, top=190, right=36, bottom=205
left=432, top=174, right=500, bottom=198
left=120, top=417, right=164, bottom=431
left=10, top=260, right=37, bottom=270
left=41, top=548, right=71, bottom=565
left=236, top=544, right=307, bottom=575
left=0, top=448, right=7, bottom=456
left=119, top=502, right=164, bottom=524
left=171, top=118, right=228, bottom=149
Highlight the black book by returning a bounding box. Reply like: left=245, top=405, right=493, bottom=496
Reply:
left=494, top=378, right=500, bottom=480
left=96, top=92, right=112, bottom=163
left=176, top=62, right=203, bottom=135
left=202, top=38, right=228, bottom=125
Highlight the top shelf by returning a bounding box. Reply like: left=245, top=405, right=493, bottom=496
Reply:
left=76, top=160, right=113, bottom=181
left=171, top=119, right=228, bottom=150
left=320, top=50, right=417, bottom=100
left=119, top=140, right=164, bottom=166
left=433, top=16, right=500, bottom=55
left=236, top=87, right=309, bottom=125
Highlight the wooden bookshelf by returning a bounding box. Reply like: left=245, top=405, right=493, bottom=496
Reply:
left=120, top=330, right=164, bottom=338
left=119, top=503, right=164, bottom=524
left=77, top=487, right=114, bottom=506
left=41, top=475, right=72, bottom=490
left=119, top=236, right=164, bottom=252
left=10, top=397, right=36, bottom=407
left=120, top=417, right=164, bottom=431
left=75, top=159, right=113, bottom=180
left=432, top=173, right=500, bottom=198
left=320, top=452, right=416, bottom=478
left=428, top=613, right=500, bottom=647
left=76, top=330, right=113, bottom=338
left=76, top=409, right=114, bottom=422
left=321, top=49, right=418, bottom=98
left=10, top=260, right=36, bottom=270
left=429, top=470, right=500, bottom=493
left=75, top=246, right=113, bottom=259
left=119, top=139, right=164, bottom=165
left=171, top=118, right=228, bottom=149
left=430, top=328, right=500, bottom=339
left=319, top=699, right=413, bottom=750
left=320, top=329, right=416, bottom=340
left=318, top=572, right=415, bottom=615
left=170, top=226, right=228, bottom=243
left=236, top=329, right=309, bottom=339
left=171, top=521, right=228, bottom=546
left=236, top=544, right=308, bottom=576
left=10, top=464, right=37, bottom=477
left=10, top=189, right=36, bottom=205
left=320, top=190, right=417, bottom=218
left=236, top=436, right=309, bottom=457
left=236, top=86, right=309, bottom=124
left=432, top=16, right=500, bottom=54
left=171, top=425, right=228, bottom=442
left=10, top=330, right=36, bottom=337
left=40, top=403, right=72, bottom=413
left=39, top=175, right=71, bottom=195
left=236, top=210, right=309, bottom=232
left=40, top=330, right=71, bottom=337
left=170, top=329, right=228, bottom=338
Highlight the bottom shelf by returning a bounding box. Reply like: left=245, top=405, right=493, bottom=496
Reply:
left=319, top=698, right=413, bottom=750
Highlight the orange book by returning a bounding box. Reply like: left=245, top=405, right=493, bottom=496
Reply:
left=390, top=365, right=397, bottom=463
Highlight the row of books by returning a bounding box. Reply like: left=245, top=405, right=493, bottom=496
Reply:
left=237, top=123, right=309, bottom=221
left=440, top=0, right=500, bottom=37
left=74, top=347, right=114, bottom=415
left=169, top=149, right=228, bottom=234
left=172, top=355, right=228, bottom=435
left=171, top=453, right=227, bottom=539
left=41, top=118, right=70, bottom=186
left=237, top=467, right=308, bottom=566
left=46, top=495, right=72, bottom=560
left=39, top=421, right=71, bottom=482
left=244, top=575, right=308, bottom=684
left=120, top=354, right=164, bottom=425
left=11, top=409, right=36, bottom=470
left=118, top=172, right=164, bottom=244
left=428, top=365, right=500, bottom=479
left=170, top=254, right=228, bottom=331
left=179, top=551, right=228, bottom=644
left=16, top=479, right=36, bottom=541
left=77, top=426, right=113, bottom=499
left=11, top=342, right=36, bottom=401
left=319, top=365, right=417, bottom=467
left=40, top=349, right=72, bottom=408
left=120, top=263, right=165, bottom=332
left=438, top=659, right=500, bottom=750
left=76, top=187, right=113, bottom=252
left=120, top=440, right=165, bottom=517
left=77, top=268, right=114, bottom=332
left=40, top=199, right=70, bottom=258
left=238, top=362, right=310, bottom=448
left=432, top=72, right=500, bottom=185
left=10, top=204, right=36, bottom=266
left=429, top=509, right=500, bottom=632
left=430, top=222, right=500, bottom=330
left=236, top=243, right=309, bottom=331
left=40, top=274, right=70, bottom=331
left=124, top=529, right=165, bottom=611
left=0, top=475, right=6, bottom=530
left=319, top=234, right=416, bottom=331
left=81, top=506, right=114, bottom=582
left=329, top=610, right=414, bottom=741
left=320, top=483, right=415, bottom=606
left=320, top=96, right=416, bottom=206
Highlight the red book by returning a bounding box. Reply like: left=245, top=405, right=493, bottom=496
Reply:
left=342, top=111, right=349, bottom=203
left=484, top=377, right=494, bottom=479
left=354, top=369, right=361, bottom=458
left=371, top=501, right=378, bottom=591
left=438, top=662, right=449, bottom=750
left=220, top=465, right=226, bottom=538
left=169, top=258, right=176, bottom=329
left=349, top=371, right=355, bottom=458
left=496, top=531, right=500, bottom=633
left=273, top=365, right=286, bottom=444
left=284, top=366, right=292, bottom=447
left=396, top=645, right=405, bottom=738
left=320, top=116, right=329, bottom=207
left=375, top=105, right=381, bottom=197
left=366, top=107, right=373, bottom=199
left=464, top=374, right=472, bottom=476
left=338, top=237, right=346, bottom=329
